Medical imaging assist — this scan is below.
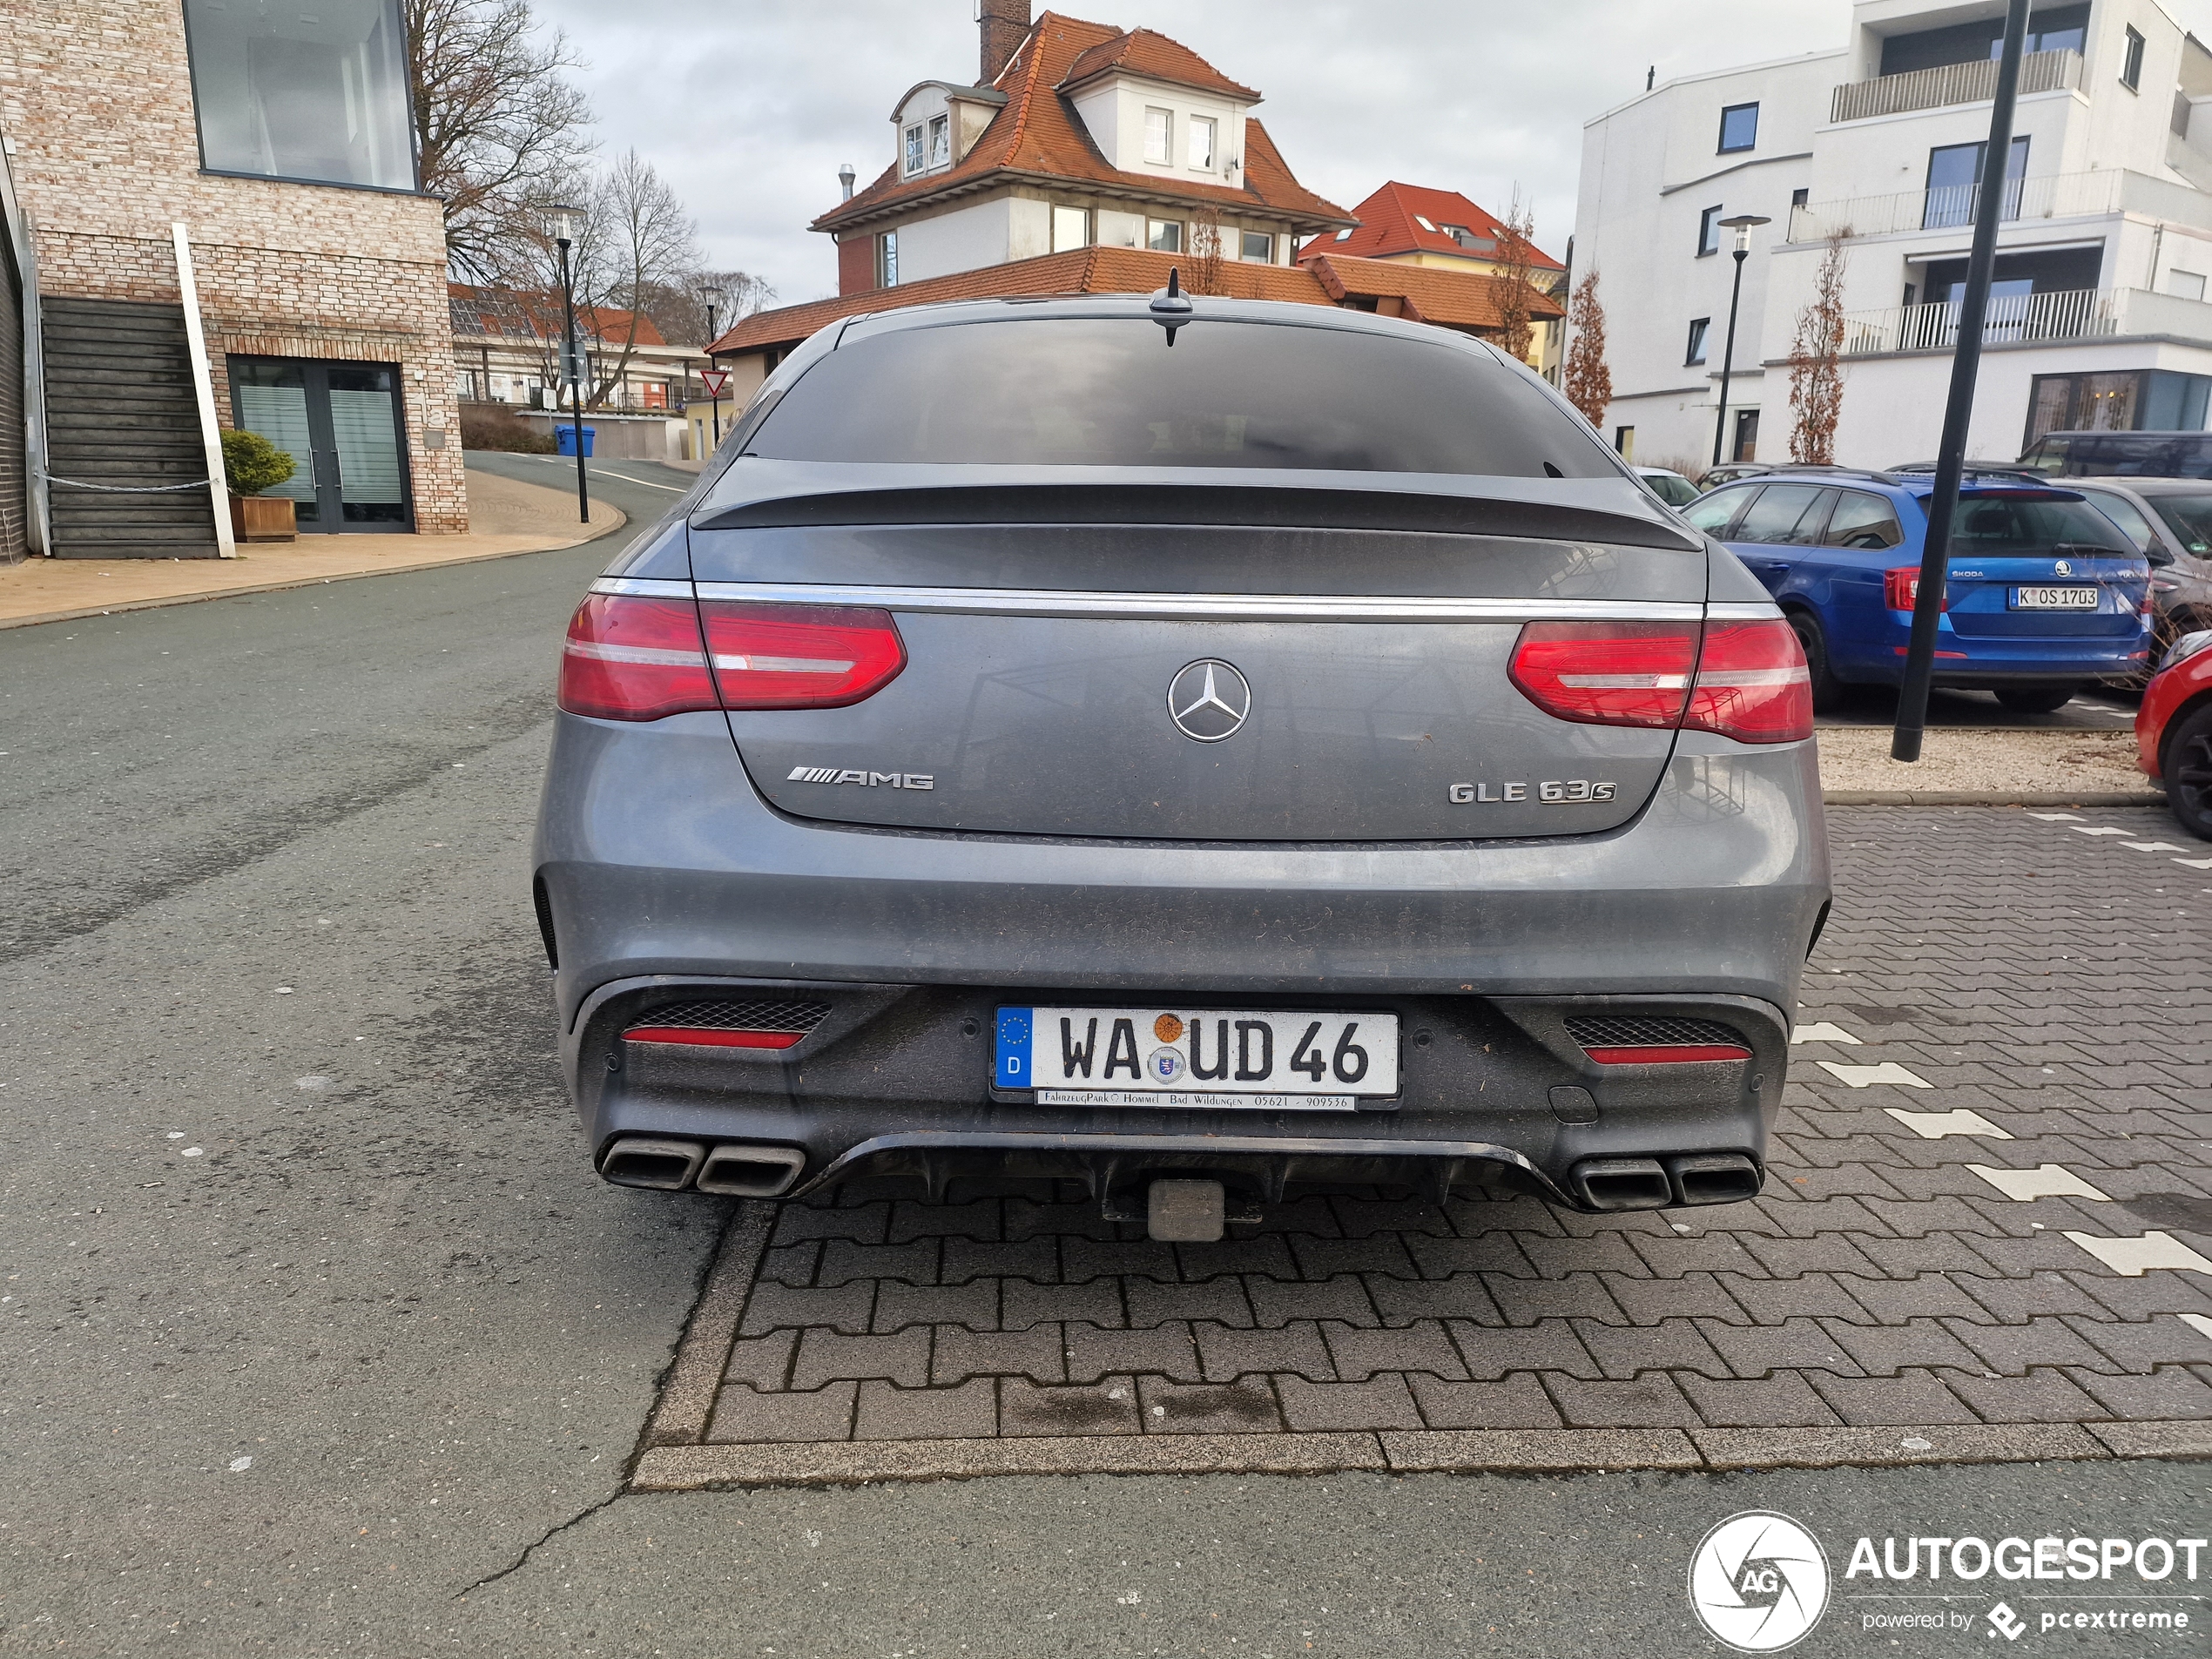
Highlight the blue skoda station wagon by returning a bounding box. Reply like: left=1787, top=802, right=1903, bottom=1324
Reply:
left=1682, top=470, right=2152, bottom=713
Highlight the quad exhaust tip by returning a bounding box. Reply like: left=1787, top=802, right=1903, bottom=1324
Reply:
left=598, top=1137, right=806, bottom=1197
left=1568, top=1152, right=1761, bottom=1211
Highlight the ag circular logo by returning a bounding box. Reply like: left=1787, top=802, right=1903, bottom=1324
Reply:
left=1166, top=658, right=1251, bottom=743
left=1688, top=1511, right=1831, bottom=1652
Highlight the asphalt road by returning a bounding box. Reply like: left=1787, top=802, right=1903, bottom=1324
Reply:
left=0, top=462, right=2200, bottom=1656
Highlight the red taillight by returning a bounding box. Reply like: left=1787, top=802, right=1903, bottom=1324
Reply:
left=623, top=1025, right=805, bottom=1049
left=1683, top=619, right=1813, bottom=744
left=1507, top=622, right=1698, bottom=729
left=557, top=595, right=905, bottom=721
left=700, top=603, right=906, bottom=710
left=1584, top=1042, right=1753, bottom=1064
left=1507, top=618, right=1812, bottom=744
left=1884, top=566, right=1948, bottom=611
left=559, top=594, right=718, bottom=720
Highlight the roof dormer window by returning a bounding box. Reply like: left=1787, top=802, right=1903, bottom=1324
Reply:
left=1414, top=215, right=1438, bottom=232
left=1188, top=115, right=1216, bottom=172
left=928, top=114, right=950, bottom=168
left=903, top=123, right=926, bottom=176
left=1144, top=107, right=1172, bottom=165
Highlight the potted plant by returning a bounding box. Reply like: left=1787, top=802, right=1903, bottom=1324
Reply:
left=221, top=428, right=299, bottom=543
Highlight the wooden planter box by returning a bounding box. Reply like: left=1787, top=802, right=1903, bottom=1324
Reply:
left=230, top=493, right=297, bottom=543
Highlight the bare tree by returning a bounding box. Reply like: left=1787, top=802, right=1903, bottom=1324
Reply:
left=1562, top=269, right=1613, bottom=430
left=561, top=152, right=705, bottom=408
left=1187, top=206, right=1226, bottom=296
left=1788, top=234, right=1849, bottom=464
left=635, top=270, right=776, bottom=350
left=1492, top=191, right=1539, bottom=367
left=405, top=0, right=596, bottom=283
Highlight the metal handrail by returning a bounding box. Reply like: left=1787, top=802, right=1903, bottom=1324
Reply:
left=1829, top=47, right=2079, bottom=123
left=1790, top=168, right=2122, bottom=242
left=1839, top=286, right=2118, bottom=355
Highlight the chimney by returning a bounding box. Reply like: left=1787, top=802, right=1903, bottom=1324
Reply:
left=980, top=0, right=1031, bottom=86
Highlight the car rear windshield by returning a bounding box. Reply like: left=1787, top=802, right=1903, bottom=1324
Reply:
left=745, top=318, right=1615, bottom=475
left=1945, top=493, right=2134, bottom=554
left=2146, top=493, right=2212, bottom=555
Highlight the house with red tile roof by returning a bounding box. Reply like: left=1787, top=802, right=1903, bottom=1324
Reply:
left=1305, top=182, right=1570, bottom=371
left=813, top=5, right=1351, bottom=296
left=703, top=4, right=1562, bottom=408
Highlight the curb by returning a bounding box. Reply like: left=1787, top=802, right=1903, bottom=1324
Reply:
left=0, top=524, right=620, bottom=632
left=628, top=1419, right=2208, bottom=1492
left=1824, top=790, right=2164, bottom=806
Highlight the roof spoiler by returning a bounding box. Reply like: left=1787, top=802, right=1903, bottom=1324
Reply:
left=691, top=482, right=1705, bottom=550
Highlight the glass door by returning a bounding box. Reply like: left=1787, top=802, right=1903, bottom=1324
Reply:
left=227, top=355, right=414, bottom=533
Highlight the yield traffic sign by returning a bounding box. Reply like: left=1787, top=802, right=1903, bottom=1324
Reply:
left=700, top=369, right=730, bottom=397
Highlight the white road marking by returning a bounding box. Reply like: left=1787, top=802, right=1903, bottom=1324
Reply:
left=2122, top=841, right=2188, bottom=853
left=1884, top=1107, right=2013, bottom=1139
left=1817, top=1061, right=1930, bottom=1088
left=1791, top=1022, right=1861, bottom=1044
left=2064, top=1231, right=2212, bottom=1277
left=2069, top=826, right=2131, bottom=837
left=2027, top=812, right=2084, bottom=820
left=1966, top=1163, right=2110, bottom=1203
left=2181, top=1312, right=2212, bottom=1343
left=2174, top=856, right=2212, bottom=870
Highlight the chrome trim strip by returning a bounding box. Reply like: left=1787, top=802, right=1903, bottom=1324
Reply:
left=1705, top=601, right=1786, bottom=621
left=590, top=577, right=694, bottom=598
left=687, top=581, right=1710, bottom=622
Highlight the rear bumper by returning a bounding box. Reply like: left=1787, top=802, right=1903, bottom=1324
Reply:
left=534, top=711, right=1829, bottom=1210
left=1849, top=612, right=2151, bottom=685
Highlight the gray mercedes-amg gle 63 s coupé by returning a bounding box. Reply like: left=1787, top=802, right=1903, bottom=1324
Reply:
left=534, top=287, right=1830, bottom=1242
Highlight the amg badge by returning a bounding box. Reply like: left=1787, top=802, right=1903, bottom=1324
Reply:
left=788, top=766, right=934, bottom=789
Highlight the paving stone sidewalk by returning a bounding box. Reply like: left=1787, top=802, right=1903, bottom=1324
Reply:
left=636, top=806, right=2212, bottom=1486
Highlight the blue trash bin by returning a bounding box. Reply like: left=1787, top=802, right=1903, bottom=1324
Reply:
left=556, top=424, right=597, bottom=458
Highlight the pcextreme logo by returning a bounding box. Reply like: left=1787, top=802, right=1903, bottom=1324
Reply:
left=1689, top=1511, right=1831, bottom=1652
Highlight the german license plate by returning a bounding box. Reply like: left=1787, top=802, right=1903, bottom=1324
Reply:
left=995, top=1006, right=1399, bottom=1109
left=2011, top=586, right=2100, bottom=610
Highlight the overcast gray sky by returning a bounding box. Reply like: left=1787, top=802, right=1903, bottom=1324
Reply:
left=525, top=0, right=2198, bottom=312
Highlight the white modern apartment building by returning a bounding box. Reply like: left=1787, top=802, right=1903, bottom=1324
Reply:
left=1575, top=0, right=2212, bottom=472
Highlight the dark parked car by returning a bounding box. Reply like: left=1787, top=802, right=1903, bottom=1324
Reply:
left=2067, top=477, right=2212, bottom=664
left=2018, top=429, right=2212, bottom=480
left=535, top=293, right=1829, bottom=1239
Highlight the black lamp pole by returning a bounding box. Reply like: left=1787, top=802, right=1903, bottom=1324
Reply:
left=1893, top=0, right=2031, bottom=762
left=705, top=298, right=721, bottom=446
left=1711, top=214, right=1770, bottom=468
left=550, top=208, right=589, bottom=525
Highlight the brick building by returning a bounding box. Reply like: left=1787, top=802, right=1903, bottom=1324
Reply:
left=0, top=0, right=466, bottom=555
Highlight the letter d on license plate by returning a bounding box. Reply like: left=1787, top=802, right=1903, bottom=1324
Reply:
left=995, top=1006, right=1399, bottom=1106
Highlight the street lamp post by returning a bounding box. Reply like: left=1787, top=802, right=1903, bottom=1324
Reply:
left=704, top=286, right=728, bottom=445
left=546, top=203, right=589, bottom=525
left=1710, top=213, right=1772, bottom=469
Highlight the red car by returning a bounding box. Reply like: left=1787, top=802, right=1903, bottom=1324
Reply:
left=2138, top=630, right=2212, bottom=839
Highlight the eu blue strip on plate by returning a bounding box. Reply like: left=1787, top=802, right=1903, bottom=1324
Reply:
left=995, top=1007, right=1033, bottom=1089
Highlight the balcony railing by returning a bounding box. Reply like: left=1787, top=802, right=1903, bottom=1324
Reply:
left=1790, top=168, right=2123, bottom=243
left=1829, top=47, right=2080, bottom=123
left=1840, top=287, right=2118, bottom=355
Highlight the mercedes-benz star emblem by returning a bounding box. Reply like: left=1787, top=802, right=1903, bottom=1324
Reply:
left=1166, top=658, right=1252, bottom=742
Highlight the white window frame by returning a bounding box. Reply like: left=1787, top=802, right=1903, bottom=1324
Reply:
left=1188, top=115, right=1216, bottom=172
left=927, top=113, right=950, bottom=168
left=1147, top=218, right=1183, bottom=253
left=902, top=124, right=925, bottom=176
left=1052, top=205, right=1090, bottom=253
left=1143, top=106, right=1173, bottom=165
left=877, top=230, right=899, bottom=287
left=1239, top=229, right=1273, bottom=262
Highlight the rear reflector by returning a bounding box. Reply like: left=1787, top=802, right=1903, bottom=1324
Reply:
left=1509, top=618, right=1811, bottom=744
left=1584, top=1042, right=1753, bottom=1065
left=558, top=594, right=904, bottom=722
left=623, top=1025, right=806, bottom=1049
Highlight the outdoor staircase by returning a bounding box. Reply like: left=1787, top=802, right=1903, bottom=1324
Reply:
left=41, top=297, right=221, bottom=558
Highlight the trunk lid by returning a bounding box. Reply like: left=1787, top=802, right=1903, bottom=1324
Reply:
left=691, top=473, right=1710, bottom=842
